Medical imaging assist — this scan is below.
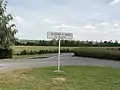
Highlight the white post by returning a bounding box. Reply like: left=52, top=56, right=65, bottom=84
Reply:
left=58, top=39, right=61, bottom=71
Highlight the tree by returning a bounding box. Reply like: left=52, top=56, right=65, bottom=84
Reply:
left=0, top=0, right=17, bottom=59
left=0, top=0, right=17, bottom=49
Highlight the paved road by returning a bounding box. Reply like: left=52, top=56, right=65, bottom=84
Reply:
left=0, top=53, right=120, bottom=73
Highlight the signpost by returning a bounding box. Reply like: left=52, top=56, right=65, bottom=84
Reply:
left=47, top=32, right=73, bottom=72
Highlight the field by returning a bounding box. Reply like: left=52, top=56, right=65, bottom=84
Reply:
left=12, top=46, right=120, bottom=59
left=0, top=66, right=120, bottom=90
left=74, top=47, right=120, bottom=60
left=12, top=46, right=78, bottom=54
left=13, top=46, right=120, bottom=54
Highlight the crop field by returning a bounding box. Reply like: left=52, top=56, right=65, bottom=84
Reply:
left=12, top=46, right=120, bottom=60
left=12, top=46, right=78, bottom=54
left=74, top=47, right=120, bottom=60
left=12, top=46, right=120, bottom=54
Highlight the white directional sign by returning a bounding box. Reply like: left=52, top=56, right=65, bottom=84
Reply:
left=47, top=32, right=73, bottom=39
left=47, top=31, right=73, bottom=72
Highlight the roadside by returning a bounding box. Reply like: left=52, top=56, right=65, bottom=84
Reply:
left=0, top=53, right=120, bottom=74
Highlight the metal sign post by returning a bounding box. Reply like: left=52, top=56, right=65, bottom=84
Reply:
left=58, top=39, right=61, bottom=71
left=47, top=32, right=73, bottom=72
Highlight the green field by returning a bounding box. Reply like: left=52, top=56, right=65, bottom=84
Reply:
left=0, top=66, right=120, bottom=90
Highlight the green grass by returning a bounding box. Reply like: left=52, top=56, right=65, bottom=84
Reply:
left=0, top=66, right=120, bottom=90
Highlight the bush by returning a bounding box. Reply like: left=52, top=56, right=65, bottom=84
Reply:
left=17, top=48, right=73, bottom=56
left=29, top=50, right=36, bottom=55
left=74, top=48, right=120, bottom=60
left=118, top=48, right=120, bottom=51
left=20, top=50, right=27, bottom=55
left=0, top=49, right=13, bottom=59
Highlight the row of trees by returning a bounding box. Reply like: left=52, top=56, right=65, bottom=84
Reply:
left=15, top=40, right=120, bottom=47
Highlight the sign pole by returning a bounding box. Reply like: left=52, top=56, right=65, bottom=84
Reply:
left=58, top=39, right=61, bottom=71
left=47, top=32, right=73, bottom=72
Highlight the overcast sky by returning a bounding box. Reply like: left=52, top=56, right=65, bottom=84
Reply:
left=6, top=0, right=120, bottom=41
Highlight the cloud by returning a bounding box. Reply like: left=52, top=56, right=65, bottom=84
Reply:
left=84, top=25, right=96, bottom=29
left=110, top=0, right=120, bottom=5
left=53, top=24, right=80, bottom=32
left=114, top=23, right=119, bottom=27
left=100, top=21, right=109, bottom=26
left=13, top=16, right=28, bottom=24
left=43, top=18, right=58, bottom=24
left=6, top=0, right=120, bottom=41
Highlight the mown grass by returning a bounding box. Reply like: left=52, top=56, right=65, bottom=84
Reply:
left=0, top=66, right=120, bottom=90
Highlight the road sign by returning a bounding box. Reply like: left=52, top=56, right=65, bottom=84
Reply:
left=47, top=32, right=73, bottom=72
left=47, top=32, right=73, bottom=40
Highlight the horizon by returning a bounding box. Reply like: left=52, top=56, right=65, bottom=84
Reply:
left=7, top=0, right=120, bottom=42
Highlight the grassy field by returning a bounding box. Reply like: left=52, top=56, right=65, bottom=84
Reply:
left=12, top=46, right=120, bottom=59
left=12, top=46, right=78, bottom=54
left=0, top=66, right=120, bottom=90
left=74, top=47, right=120, bottom=60
left=13, top=46, right=120, bottom=54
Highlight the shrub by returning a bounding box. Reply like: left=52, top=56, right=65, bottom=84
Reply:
left=20, top=50, right=27, bottom=55
left=118, top=48, right=120, bottom=51
left=0, top=49, right=13, bottom=59
left=29, top=50, right=35, bottom=55
left=16, top=48, right=73, bottom=56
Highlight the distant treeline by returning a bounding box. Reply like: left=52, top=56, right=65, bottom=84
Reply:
left=15, top=40, right=120, bottom=47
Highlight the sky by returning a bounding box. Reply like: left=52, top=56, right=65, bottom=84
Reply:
left=6, top=0, right=120, bottom=41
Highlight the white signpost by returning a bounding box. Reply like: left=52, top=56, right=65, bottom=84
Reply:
left=47, top=32, right=73, bottom=72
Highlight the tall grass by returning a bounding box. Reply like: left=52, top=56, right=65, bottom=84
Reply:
left=74, top=47, right=120, bottom=60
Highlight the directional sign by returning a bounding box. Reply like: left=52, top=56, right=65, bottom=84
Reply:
left=47, top=32, right=73, bottom=39
left=47, top=31, right=73, bottom=72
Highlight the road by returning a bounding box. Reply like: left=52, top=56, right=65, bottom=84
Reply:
left=0, top=53, right=120, bottom=73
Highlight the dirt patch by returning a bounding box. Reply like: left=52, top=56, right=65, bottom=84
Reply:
left=0, top=69, right=34, bottom=84
left=52, top=77, right=66, bottom=82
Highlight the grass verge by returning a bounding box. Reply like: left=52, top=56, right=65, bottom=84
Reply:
left=13, top=54, right=44, bottom=59
left=0, top=66, right=120, bottom=90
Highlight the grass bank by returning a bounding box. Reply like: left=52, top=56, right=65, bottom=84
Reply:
left=0, top=66, right=120, bottom=90
left=74, top=47, right=120, bottom=60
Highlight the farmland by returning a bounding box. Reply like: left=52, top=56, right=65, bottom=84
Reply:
left=74, top=47, right=120, bottom=60
left=12, top=46, right=120, bottom=60
left=13, top=46, right=120, bottom=54
left=12, top=46, right=78, bottom=55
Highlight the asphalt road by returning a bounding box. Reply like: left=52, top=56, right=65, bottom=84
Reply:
left=0, top=53, right=120, bottom=73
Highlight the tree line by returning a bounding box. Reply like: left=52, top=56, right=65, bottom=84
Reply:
left=15, top=39, right=120, bottom=47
